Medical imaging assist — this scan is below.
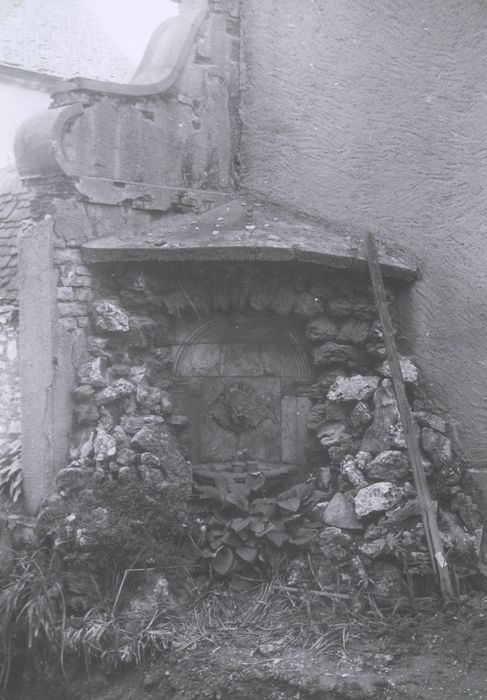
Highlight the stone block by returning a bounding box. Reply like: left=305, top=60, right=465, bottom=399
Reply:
left=294, top=292, right=326, bottom=318
left=58, top=302, right=88, bottom=317
left=365, top=450, right=410, bottom=482
left=306, top=315, right=338, bottom=342
left=91, top=300, right=130, bottom=333
left=96, top=378, right=134, bottom=405
left=354, top=482, right=403, bottom=518
left=337, top=319, right=370, bottom=345
left=328, top=375, right=379, bottom=403
left=321, top=493, right=364, bottom=530
left=57, top=287, right=75, bottom=301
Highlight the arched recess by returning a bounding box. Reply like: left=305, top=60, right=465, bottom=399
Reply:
left=172, top=313, right=312, bottom=471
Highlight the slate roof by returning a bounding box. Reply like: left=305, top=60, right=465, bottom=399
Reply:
left=0, top=0, right=134, bottom=83
left=0, top=166, right=30, bottom=304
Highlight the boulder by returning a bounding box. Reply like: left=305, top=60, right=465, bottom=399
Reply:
left=306, top=315, right=338, bottom=342
left=383, top=497, right=432, bottom=524
left=118, top=466, right=136, bottom=484
left=306, top=403, right=329, bottom=431
left=413, top=412, right=446, bottom=434
left=349, top=401, right=373, bottom=431
left=328, top=298, right=352, bottom=317
left=294, top=292, right=326, bottom=318
left=354, top=482, right=403, bottom=518
left=93, top=428, right=117, bottom=463
left=328, top=444, right=354, bottom=466
left=319, top=526, right=353, bottom=561
left=312, top=343, right=368, bottom=369
left=309, top=368, right=347, bottom=400
left=112, top=425, right=129, bottom=448
left=74, top=400, right=99, bottom=426
left=96, top=378, right=134, bottom=405
left=136, top=383, right=162, bottom=410
left=317, top=420, right=351, bottom=447
left=160, top=391, right=173, bottom=415
left=77, top=357, right=107, bottom=388
left=72, top=385, right=95, bottom=402
left=361, top=380, right=400, bottom=454
left=421, top=428, right=452, bottom=469
left=337, top=319, right=370, bottom=345
left=340, top=455, right=368, bottom=489
left=328, top=375, right=379, bottom=403
left=365, top=450, right=410, bottom=482
left=370, top=561, right=403, bottom=598
left=379, top=356, right=418, bottom=384
left=55, top=467, right=92, bottom=494
left=140, top=452, right=161, bottom=469
left=131, top=423, right=191, bottom=492
left=116, top=448, right=137, bottom=466
left=317, top=466, right=332, bottom=491
left=120, top=415, right=147, bottom=435
left=321, top=493, right=364, bottom=530
left=138, top=465, right=170, bottom=493
left=91, top=300, right=130, bottom=333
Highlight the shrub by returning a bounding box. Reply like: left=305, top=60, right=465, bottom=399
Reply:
left=196, top=473, right=325, bottom=577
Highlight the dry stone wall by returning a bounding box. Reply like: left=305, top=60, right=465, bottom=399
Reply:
left=46, top=259, right=482, bottom=596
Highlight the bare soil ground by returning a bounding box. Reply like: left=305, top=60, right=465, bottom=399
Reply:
left=61, top=593, right=487, bottom=700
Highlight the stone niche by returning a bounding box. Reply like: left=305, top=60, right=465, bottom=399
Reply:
left=71, top=259, right=389, bottom=486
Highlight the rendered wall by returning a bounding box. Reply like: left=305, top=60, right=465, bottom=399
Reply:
left=240, top=0, right=487, bottom=468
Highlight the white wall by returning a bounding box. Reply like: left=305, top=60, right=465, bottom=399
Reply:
left=0, top=82, right=50, bottom=167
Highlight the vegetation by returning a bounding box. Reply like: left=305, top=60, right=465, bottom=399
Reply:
left=0, top=437, right=22, bottom=503
left=195, top=473, right=325, bottom=577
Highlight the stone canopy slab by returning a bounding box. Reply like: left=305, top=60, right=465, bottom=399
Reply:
left=82, top=198, right=418, bottom=281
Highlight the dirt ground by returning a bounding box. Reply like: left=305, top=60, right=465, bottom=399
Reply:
left=58, top=593, right=487, bottom=700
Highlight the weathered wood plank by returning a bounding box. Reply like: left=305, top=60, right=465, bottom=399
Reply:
left=366, top=232, right=454, bottom=600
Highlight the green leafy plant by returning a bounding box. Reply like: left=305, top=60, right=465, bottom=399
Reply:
left=196, top=474, right=325, bottom=577
left=0, top=548, right=63, bottom=692
left=0, top=438, right=22, bottom=503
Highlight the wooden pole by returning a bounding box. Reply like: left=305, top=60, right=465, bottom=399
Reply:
left=366, top=233, right=455, bottom=601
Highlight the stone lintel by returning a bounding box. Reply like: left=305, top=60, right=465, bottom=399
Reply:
left=81, top=200, right=418, bottom=281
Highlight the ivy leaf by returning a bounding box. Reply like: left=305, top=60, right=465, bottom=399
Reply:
left=230, top=517, right=250, bottom=532
left=250, top=498, right=276, bottom=517
left=266, top=529, right=289, bottom=548
left=225, top=490, right=249, bottom=512
left=196, top=484, right=223, bottom=501
left=213, top=547, right=235, bottom=576
left=221, top=531, right=243, bottom=548
left=235, top=545, right=258, bottom=563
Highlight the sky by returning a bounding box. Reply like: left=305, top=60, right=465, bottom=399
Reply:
left=83, top=0, right=178, bottom=64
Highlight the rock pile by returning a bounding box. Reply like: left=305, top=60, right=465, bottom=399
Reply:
left=49, top=261, right=482, bottom=600
left=306, top=364, right=481, bottom=598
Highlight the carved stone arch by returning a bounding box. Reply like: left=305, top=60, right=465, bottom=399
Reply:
left=171, top=312, right=312, bottom=473
left=173, top=313, right=311, bottom=379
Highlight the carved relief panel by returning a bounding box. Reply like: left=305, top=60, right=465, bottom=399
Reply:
left=172, top=314, right=312, bottom=471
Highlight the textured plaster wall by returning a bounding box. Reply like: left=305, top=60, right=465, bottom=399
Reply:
left=241, top=0, right=487, bottom=466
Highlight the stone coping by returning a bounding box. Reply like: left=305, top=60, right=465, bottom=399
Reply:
left=82, top=199, right=418, bottom=282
